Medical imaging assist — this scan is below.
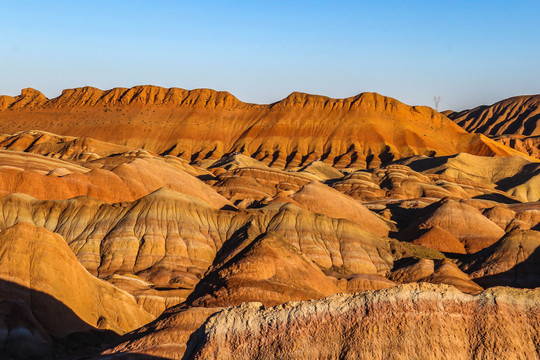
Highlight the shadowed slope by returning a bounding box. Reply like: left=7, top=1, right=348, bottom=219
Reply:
left=0, top=223, right=153, bottom=337
left=460, top=230, right=540, bottom=288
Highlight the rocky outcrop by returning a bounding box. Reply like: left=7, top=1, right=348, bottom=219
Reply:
left=0, top=189, right=395, bottom=314
left=103, top=284, right=540, bottom=360
left=186, top=232, right=340, bottom=307
left=409, top=225, right=467, bottom=254
left=389, top=258, right=483, bottom=294
left=0, top=191, right=241, bottom=286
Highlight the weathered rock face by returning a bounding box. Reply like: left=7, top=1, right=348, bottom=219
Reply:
left=0, top=86, right=526, bottom=169
left=102, top=305, right=223, bottom=358
left=103, top=284, right=540, bottom=360
left=0, top=191, right=393, bottom=279
left=0, top=191, right=243, bottom=318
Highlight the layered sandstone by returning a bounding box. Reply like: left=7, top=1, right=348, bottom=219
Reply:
left=186, top=232, right=340, bottom=307
left=0, top=187, right=396, bottom=315
left=396, top=153, right=540, bottom=202
left=0, top=148, right=230, bottom=205
left=0, top=87, right=538, bottom=359
left=104, top=284, right=540, bottom=360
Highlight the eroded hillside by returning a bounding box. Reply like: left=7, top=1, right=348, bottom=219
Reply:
left=0, top=88, right=538, bottom=359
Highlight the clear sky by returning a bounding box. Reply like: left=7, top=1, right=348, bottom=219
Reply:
left=1, top=0, right=539, bottom=111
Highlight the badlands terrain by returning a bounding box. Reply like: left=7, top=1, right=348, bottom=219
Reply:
left=0, top=86, right=538, bottom=359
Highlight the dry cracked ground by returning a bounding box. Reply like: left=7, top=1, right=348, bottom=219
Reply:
left=0, top=86, right=538, bottom=359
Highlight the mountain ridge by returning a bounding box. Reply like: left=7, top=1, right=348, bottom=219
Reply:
left=0, top=85, right=529, bottom=169
left=0, top=85, right=461, bottom=114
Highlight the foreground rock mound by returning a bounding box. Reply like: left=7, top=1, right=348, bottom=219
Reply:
left=104, top=284, right=540, bottom=359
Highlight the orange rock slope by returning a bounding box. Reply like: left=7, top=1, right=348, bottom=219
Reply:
left=0, top=86, right=527, bottom=169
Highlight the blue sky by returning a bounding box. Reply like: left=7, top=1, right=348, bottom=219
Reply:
left=1, top=1, right=539, bottom=110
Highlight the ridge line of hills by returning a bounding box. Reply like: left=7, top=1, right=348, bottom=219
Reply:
left=0, top=85, right=451, bottom=112
left=0, top=85, right=531, bottom=170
